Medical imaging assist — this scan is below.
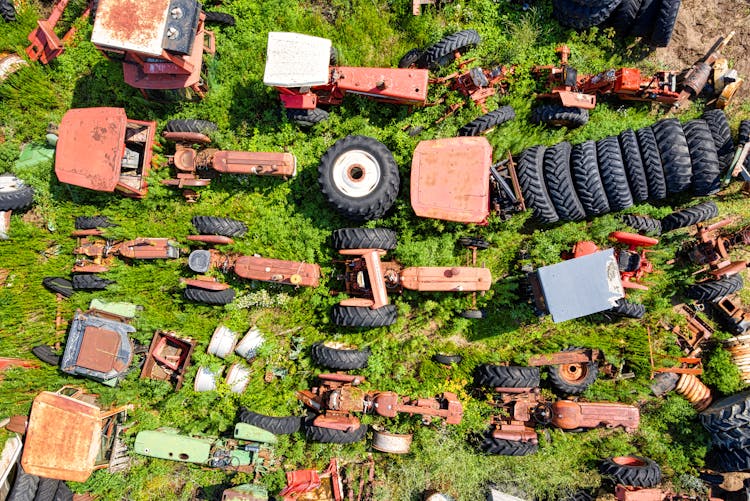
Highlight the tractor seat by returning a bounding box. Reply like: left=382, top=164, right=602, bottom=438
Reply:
left=263, top=32, right=332, bottom=88
left=188, top=250, right=212, bottom=273
left=617, top=250, right=641, bottom=273
left=470, top=67, right=489, bottom=88
left=563, top=66, right=578, bottom=87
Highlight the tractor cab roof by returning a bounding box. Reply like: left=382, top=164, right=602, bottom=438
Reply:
left=263, top=32, right=332, bottom=88
left=410, top=137, right=492, bottom=224
left=56, top=107, right=128, bottom=192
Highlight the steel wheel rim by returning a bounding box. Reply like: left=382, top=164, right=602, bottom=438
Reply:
left=0, top=174, right=23, bottom=193
left=331, top=150, right=381, bottom=198
left=560, top=363, right=588, bottom=383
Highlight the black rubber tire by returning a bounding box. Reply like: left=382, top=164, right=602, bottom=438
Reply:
left=543, top=142, right=585, bottom=221
left=649, top=0, right=681, bottom=47
left=237, top=409, right=302, bottom=434
left=600, top=456, right=662, bottom=488
left=202, top=10, right=236, bottom=25
left=421, top=29, right=481, bottom=69
left=474, top=365, right=540, bottom=388
left=192, top=216, right=247, bottom=237
left=570, top=140, right=610, bottom=217
left=702, top=110, right=735, bottom=171
left=184, top=286, right=236, bottom=305
left=559, top=490, right=594, bottom=501
left=42, top=277, right=74, bottom=298
left=458, top=107, right=516, bottom=136
left=32, top=345, right=60, bottom=366
left=72, top=274, right=114, bottom=290
left=683, top=120, right=722, bottom=196
left=650, top=371, right=679, bottom=397
left=164, top=119, right=217, bottom=134
left=33, top=477, right=60, bottom=501
left=700, top=390, right=750, bottom=434
left=531, top=104, right=588, bottom=128
left=0, top=0, right=16, bottom=22
left=305, top=422, right=368, bottom=443
left=329, top=47, right=339, bottom=66
left=458, top=237, right=490, bottom=250
left=311, top=342, right=371, bottom=370
left=331, top=227, right=397, bottom=250
left=318, top=136, right=400, bottom=222
left=286, top=108, right=329, bottom=127
left=52, top=482, right=73, bottom=501
left=548, top=348, right=599, bottom=395
left=713, top=446, right=750, bottom=473
left=620, top=214, right=662, bottom=235
left=619, top=129, right=649, bottom=202
left=611, top=0, right=643, bottom=34
left=74, top=215, right=114, bottom=230
left=711, top=427, right=750, bottom=449
left=630, top=0, right=660, bottom=37
left=398, top=48, right=425, bottom=69
left=651, top=119, right=692, bottom=194
left=433, top=353, right=463, bottom=365
left=8, top=467, right=40, bottom=501
left=480, top=435, right=538, bottom=456
left=660, top=201, right=718, bottom=233
left=517, top=145, right=559, bottom=224
left=608, top=298, right=646, bottom=319
left=636, top=127, right=667, bottom=200
left=740, top=120, right=750, bottom=146
left=331, top=305, right=397, bottom=327
left=552, top=0, right=623, bottom=29
left=596, top=136, right=634, bottom=211
left=0, top=174, right=33, bottom=212
left=685, top=274, right=744, bottom=302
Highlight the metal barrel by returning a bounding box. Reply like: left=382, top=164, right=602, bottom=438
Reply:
left=683, top=62, right=712, bottom=97
left=207, top=325, right=238, bottom=359
left=194, top=366, right=223, bottom=392
left=225, top=363, right=250, bottom=394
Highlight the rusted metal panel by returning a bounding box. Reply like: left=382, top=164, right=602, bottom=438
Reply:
left=21, top=392, right=100, bottom=482
left=527, top=349, right=598, bottom=367
left=91, top=0, right=171, bottom=56
left=400, top=266, right=492, bottom=292
left=556, top=90, right=596, bottom=109
left=117, top=238, right=180, bottom=259
left=76, top=326, right=125, bottom=373
left=140, top=331, right=195, bottom=390
left=213, top=151, right=297, bottom=177
left=614, top=68, right=643, bottom=93
left=411, top=137, right=492, bottom=223
left=333, top=67, right=429, bottom=105
left=234, top=255, right=320, bottom=287
left=551, top=400, right=639, bottom=432
left=56, top=108, right=127, bottom=192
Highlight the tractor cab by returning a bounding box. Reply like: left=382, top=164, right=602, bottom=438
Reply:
left=55, top=108, right=156, bottom=198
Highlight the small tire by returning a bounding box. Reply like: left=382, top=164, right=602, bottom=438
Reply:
left=0, top=0, right=16, bottom=22
left=480, top=435, right=538, bottom=456
left=702, top=110, right=735, bottom=171
left=651, top=371, right=679, bottom=397
left=286, top=108, right=329, bottom=127
left=305, top=422, right=368, bottom=443
left=474, top=365, right=540, bottom=388
left=191, top=216, right=247, bottom=237
left=311, top=342, right=371, bottom=370
left=164, top=119, right=217, bottom=134
left=8, top=467, right=40, bottom=501
left=433, top=353, right=463, bottom=365
left=74, top=215, right=114, bottom=230
left=237, top=409, right=302, bottom=434
left=318, top=136, right=400, bottom=222
left=0, top=174, right=33, bottom=212
left=608, top=298, right=646, bottom=319
left=41, top=277, right=74, bottom=298
left=548, top=348, right=599, bottom=395
left=517, top=145, right=559, bottom=224
left=683, top=120, right=721, bottom=196
left=32, top=345, right=60, bottom=366
left=543, top=141, right=585, bottom=221
left=421, top=29, right=481, bottom=69
left=620, top=214, right=662, bottom=235
left=596, top=136, right=634, bottom=211
left=619, top=129, right=649, bottom=203
left=648, top=0, right=680, bottom=47
left=331, top=227, right=397, bottom=250
left=72, top=274, right=114, bottom=290
left=531, top=104, right=588, bottom=128
left=398, top=48, right=425, bottom=69
left=600, top=456, right=662, bottom=488
left=184, top=286, right=235, bottom=305
left=571, top=140, right=610, bottom=217
left=685, top=275, right=744, bottom=302
left=202, top=10, right=236, bottom=26
left=331, top=305, right=397, bottom=327
left=458, top=107, right=516, bottom=136
left=660, top=201, right=718, bottom=233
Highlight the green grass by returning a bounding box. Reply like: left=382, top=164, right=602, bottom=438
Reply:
left=1, top=0, right=749, bottom=500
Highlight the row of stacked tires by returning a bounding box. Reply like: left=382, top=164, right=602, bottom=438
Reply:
left=700, top=391, right=750, bottom=472
left=517, top=110, right=733, bottom=225
left=552, top=0, right=681, bottom=47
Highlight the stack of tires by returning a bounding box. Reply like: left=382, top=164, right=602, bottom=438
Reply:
left=699, top=391, right=750, bottom=472
left=517, top=110, right=732, bottom=225
left=552, top=0, right=681, bottom=47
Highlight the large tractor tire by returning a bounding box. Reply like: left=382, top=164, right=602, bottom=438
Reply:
left=531, top=104, right=588, bottom=128
left=700, top=391, right=750, bottom=434
left=620, top=214, right=662, bottom=235
left=164, top=119, right=217, bottom=134
left=458, top=106, right=516, bottom=136
left=8, top=467, right=39, bottom=501
left=53, top=482, right=73, bottom=501
left=611, top=0, right=643, bottom=34
left=517, top=146, right=559, bottom=224
left=619, top=129, right=649, bottom=202
left=683, top=120, right=721, bottom=196
left=596, top=136, right=633, bottom=211
left=702, top=110, right=734, bottom=171
left=286, top=108, right=329, bottom=127
left=660, top=201, right=718, bottom=233
left=0, top=0, right=16, bottom=22
left=543, top=142, right=585, bottom=221
left=548, top=348, right=599, bottom=395
left=311, top=342, right=371, bottom=370
left=331, top=227, right=397, bottom=250
left=649, top=0, right=681, bottom=47
left=474, top=365, right=540, bottom=388
left=599, top=456, right=662, bottom=488
left=33, top=477, right=61, bottom=501
left=318, top=136, right=399, bottom=222
left=0, top=174, right=33, bottom=212
left=552, top=0, right=623, bottom=29
left=608, top=298, right=646, bottom=319
left=72, top=274, right=114, bottom=290
left=421, top=30, right=481, bottom=69
left=636, top=127, right=667, bottom=200
left=711, top=427, right=750, bottom=449
left=331, top=305, right=397, bottom=327
left=192, top=216, right=247, bottom=237
left=237, top=409, right=302, bottom=434
left=305, top=422, right=368, bottom=443
left=652, top=119, right=692, bottom=194
left=713, top=447, right=750, bottom=473
left=74, top=215, right=114, bottom=229
left=183, top=286, right=236, bottom=305
left=630, top=0, right=660, bottom=37
left=202, top=10, right=236, bottom=25
left=571, top=140, right=609, bottom=217
left=685, top=274, right=744, bottom=302
left=480, top=436, right=538, bottom=456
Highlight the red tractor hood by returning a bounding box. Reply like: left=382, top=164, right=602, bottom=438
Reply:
left=55, top=108, right=127, bottom=192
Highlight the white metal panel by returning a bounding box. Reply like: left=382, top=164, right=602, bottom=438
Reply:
left=91, top=0, right=172, bottom=56
left=263, top=32, right=332, bottom=87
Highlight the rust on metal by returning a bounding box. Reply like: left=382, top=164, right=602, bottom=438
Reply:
left=91, top=0, right=171, bottom=57
left=527, top=349, right=601, bottom=367
left=400, top=266, right=491, bottom=292
left=76, top=326, right=126, bottom=373
left=234, top=255, right=320, bottom=287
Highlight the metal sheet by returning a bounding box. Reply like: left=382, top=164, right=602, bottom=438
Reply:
left=263, top=32, right=331, bottom=88
left=91, top=0, right=171, bottom=56
left=537, top=249, right=624, bottom=323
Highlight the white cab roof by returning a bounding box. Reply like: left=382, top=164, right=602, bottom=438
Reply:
left=263, top=32, right=331, bottom=88
left=91, top=0, right=172, bottom=57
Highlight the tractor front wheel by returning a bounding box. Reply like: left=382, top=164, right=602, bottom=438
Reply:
left=184, top=286, right=236, bottom=305
left=480, top=435, right=538, bottom=456
left=398, top=48, right=425, bottom=69
left=531, top=104, right=588, bottom=128
left=286, top=108, right=329, bottom=127
left=608, top=298, right=646, bottom=319
left=421, top=29, right=481, bottom=69
left=0, top=0, right=16, bottom=22
left=686, top=275, right=744, bottom=302
left=458, top=106, right=516, bottom=136
left=332, top=227, right=397, bottom=250
left=599, top=456, right=662, bottom=488
left=311, top=342, right=371, bottom=370
left=164, top=119, right=217, bottom=134
left=192, top=216, right=247, bottom=237
left=331, top=305, right=397, bottom=327
left=0, top=174, right=33, bottom=212
left=549, top=359, right=598, bottom=395
left=305, top=422, right=368, bottom=443
left=31, top=345, right=60, bottom=366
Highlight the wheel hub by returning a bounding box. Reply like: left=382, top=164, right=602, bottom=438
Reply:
left=332, top=150, right=381, bottom=198
left=560, top=363, right=588, bottom=383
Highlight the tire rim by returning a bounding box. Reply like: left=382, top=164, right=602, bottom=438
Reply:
left=0, top=175, right=23, bottom=193
left=612, top=456, right=646, bottom=467
left=560, top=363, right=588, bottom=384
left=331, top=150, right=381, bottom=198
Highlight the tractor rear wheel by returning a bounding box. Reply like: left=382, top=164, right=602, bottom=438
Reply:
left=164, top=119, right=217, bottom=134
left=571, top=140, right=609, bottom=217
left=0, top=0, right=16, bottom=22
left=8, top=466, right=39, bottom=501
left=619, top=129, right=649, bottom=203
left=74, top=215, right=114, bottom=230
left=700, top=390, right=750, bottom=434
left=202, top=10, right=236, bottom=25
left=42, top=277, right=74, bottom=298
left=552, top=0, right=623, bottom=29
left=548, top=348, right=599, bottom=395
left=636, top=127, right=667, bottom=200
left=72, top=274, right=114, bottom=290
left=683, top=120, right=721, bottom=196
left=686, top=274, right=744, bottom=302
left=319, top=136, right=399, bottom=222
left=531, top=104, right=589, bottom=128
left=702, top=110, right=734, bottom=171
left=305, top=422, right=368, bottom=443
left=620, top=214, right=662, bottom=235
left=649, top=0, right=680, bottom=47
left=53, top=482, right=73, bottom=501
left=543, top=141, right=585, bottom=221
left=517, top=145, right=559, bottom=224
left=652, top=119, right=692, bottom=194
left=631, top=0, right=660, bottom=37
left=331, top=305, right=397, bottom=327
left=311, top=342, right=371, bottom=370
left=331, top=227, right=397, bottom=250
left=237, top=409, right=302, bottom=434
left=599, top=456, right=661, bottom=488
left=192, top=216, right=247, bottom=237
left=458, top=107, right=516, bottom=136
left=660, top=201, right=718, bottom=233
left=480, top=436, right=538, bottom=456
left=184, top=286, right=236, bottom=305
left=32, top=345, right=60, bottom=366
left=608, top=298, right=646, bottom=319
left=286, top=108, right=329, bottom=127
left=398, top=48, right=425, bottom=69
left=474, top=365, right=540, bottom=388
left=713, top=446, right=750, bottom=473
left=421, top=29, right=481, bottom=69
left=596, top=136, right=633, bottom=211
left=0, top=174, right=33, bottom=212
left=611, top=0, right=643, bottom=35
left=33, top=477, right=61, bottom=501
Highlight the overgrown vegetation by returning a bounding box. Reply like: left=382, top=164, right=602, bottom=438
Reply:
left=1, top=0, right=749, bottom=500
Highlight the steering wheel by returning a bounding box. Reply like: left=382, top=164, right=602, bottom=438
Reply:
left=532, top=402, right=553, bottom=426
